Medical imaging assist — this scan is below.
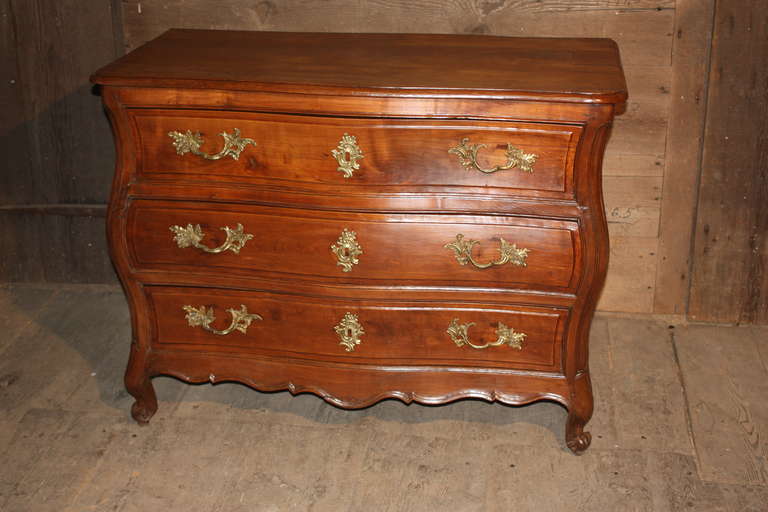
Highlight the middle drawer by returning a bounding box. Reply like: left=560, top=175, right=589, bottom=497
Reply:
left=127, top=200, right=581, bottom=292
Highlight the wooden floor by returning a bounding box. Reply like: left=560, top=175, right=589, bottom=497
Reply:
left=0, top=285, right=766, bottom=511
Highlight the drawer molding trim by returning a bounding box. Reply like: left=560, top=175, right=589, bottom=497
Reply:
left=182, top=304, right=262, bottom=336
left=170, top=222, right=254, bottom=254
left=334, top=312, right=365, bottom=352
left=447, top=318, right=526, bottom=350
left=168, top=128, right=256, bottom=161
left=449, top=137, right=537, bottom=174
left=444, top=233, right=529, bottom=269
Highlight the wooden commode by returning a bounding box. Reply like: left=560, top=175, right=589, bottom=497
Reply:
left=92, top=29, right=627, bottom=454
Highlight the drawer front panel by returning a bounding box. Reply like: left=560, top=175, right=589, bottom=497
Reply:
left=128, top=201, right=581, bottom=291
left=131, top=110, right=580, bottom=196
left=146, top=286, right=566, bottom=372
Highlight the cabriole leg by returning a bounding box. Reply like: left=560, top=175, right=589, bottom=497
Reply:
left=124, top=342, right=157, bottom=425
left=565, top=374, right=594, bottom=455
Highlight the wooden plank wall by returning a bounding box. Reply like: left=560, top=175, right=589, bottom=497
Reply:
left=4, top=0, right=765, bottom=322
left=0, top=0, right=122, bottom=283
left=688, top=0, right=768, bottom=324
left=653, top=0, right=715, bottom=315
left=118, top=0, right=679, bottom=314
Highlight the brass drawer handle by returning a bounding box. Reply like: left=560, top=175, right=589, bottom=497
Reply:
left=331, top=228, right=362, bottom=272
left=183, top=304, right=262, bottom=336
left=447, top=318, right=526, bottom=350
left=449, top=137, right=537, bottom=174
left=168, top=128, right=256, bottom=160
left=444, top=234, right=529, bottom=269
left=170, top=223, right=253, bottom=254
left=331, top=133, right=364, bottom=178
left=334, top=312, right=364, bottom=352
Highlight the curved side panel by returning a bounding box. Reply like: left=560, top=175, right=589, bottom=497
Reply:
left=560, top=105, right=616, bottom=453
left=102, top=87, right=158, bottom=423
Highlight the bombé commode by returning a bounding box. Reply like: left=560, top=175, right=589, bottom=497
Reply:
left=92, top=29, right=627, bottom=454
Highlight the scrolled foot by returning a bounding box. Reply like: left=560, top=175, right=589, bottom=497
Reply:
left=565, top=373, right=594, bottom=455
left=130, top=398, right=157, bottom=425
left=566, top=430, right=592, bottom=455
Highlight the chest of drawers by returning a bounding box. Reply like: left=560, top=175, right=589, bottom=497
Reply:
left=92, top=29, right=626, bottom=454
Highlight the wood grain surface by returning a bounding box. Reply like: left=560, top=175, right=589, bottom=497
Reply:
left=689, top=0, right=768, bottom=324
left=128, top=201, right=582, bottom=292
left=131, top=111, right=579, bottom=196
left=653, top=0, right=716, bottom=315
left=147, top=286, right=567, bottom=372
left=675, top=323, right=768, bottom=484
left=94, top=29, right=627, bottom=103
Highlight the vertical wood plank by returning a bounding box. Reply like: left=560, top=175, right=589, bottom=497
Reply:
left=10, top=0, right=118, bottom=204
left=0, top=214, right=45, bottom=282
left=653, top=0, right=716, bottom=315
left=688, top=0, right=768, bottom=324
left=598, top=237, right=659, bottom=313
left=0, top=1, right=121, bottom=283
left=604, top=176, right=663, bottom=238
left=0, top=0, right=34, bottom=203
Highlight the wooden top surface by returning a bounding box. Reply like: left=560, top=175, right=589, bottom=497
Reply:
left=92, top=29, right=627, bottom=104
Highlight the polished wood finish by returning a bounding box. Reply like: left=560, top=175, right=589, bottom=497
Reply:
left=92, top=29, right=626, bottom=453
left=132, top=110, right=580, bottom=197
left=128, top=200, right=581, bottom=292
left=95, top=29, right=627, bottom=104
left=147, top=286, right=567, bottom=372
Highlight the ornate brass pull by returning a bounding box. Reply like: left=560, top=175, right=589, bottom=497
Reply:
left=331, top=133, right=364, bottom=178
left=334, top=312, right=364, bottom=352
left=183, top=304, right=262, bottom=336
left=447, top=318, right=526, bottom=350
left=330, top=228, right=362, bottom=272
left=168, top=128, right=256, bottom=160
left=449, top=137, right=537, bottom=174
left=170, top=223, right=253, bottom=254
left=444, top=234, right=529, bottom=269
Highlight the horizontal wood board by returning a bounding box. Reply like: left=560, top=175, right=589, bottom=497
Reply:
left=94, top=30, right=628, bottom=102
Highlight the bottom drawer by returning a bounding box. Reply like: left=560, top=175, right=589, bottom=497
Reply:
left=146, top=286, right=567, bottom=372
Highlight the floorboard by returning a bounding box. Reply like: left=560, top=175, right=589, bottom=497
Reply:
left=674, top=323, right=768, bottom=485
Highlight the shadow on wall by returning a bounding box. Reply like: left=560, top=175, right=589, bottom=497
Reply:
left=0, top=84, right=117, bottom=284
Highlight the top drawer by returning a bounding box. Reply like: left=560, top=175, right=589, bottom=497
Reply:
left=130, top=110, right=581, bottom=198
